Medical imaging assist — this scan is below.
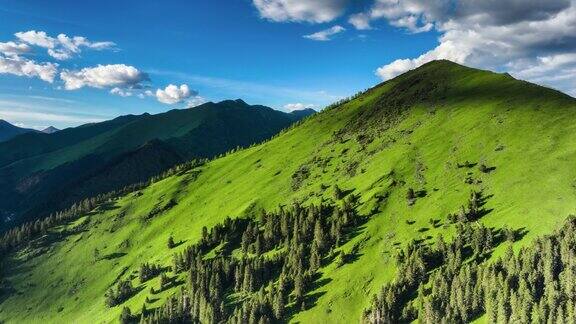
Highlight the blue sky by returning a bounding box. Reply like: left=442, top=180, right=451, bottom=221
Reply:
left=0, top=0, right=574, bottom=129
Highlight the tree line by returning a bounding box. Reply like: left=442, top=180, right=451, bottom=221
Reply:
left=0, top=160, right=204, bottom=265
left=364, top=213, right=576, bottom=323
left=118, top=194, right=364, bottom=323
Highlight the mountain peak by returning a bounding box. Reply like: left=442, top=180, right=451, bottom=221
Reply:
left=217, top=99, right=249, bottom=107
left=42, top=126, right=60, bottom=134
left=289, top=108, right=316, bottom=118
left=421, top=59, right=462, bottom=67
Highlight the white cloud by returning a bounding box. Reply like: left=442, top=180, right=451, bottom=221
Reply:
left=186, top=96, right=207, bottom=108
left=60, top=64, right=149, bottom=90
left=349, top=13, right=372, bottom=30
left=15, top=30, right=54, bottom=48
left=376, top=38, right=469, bottom=79
left=0, top=41, right=31, bottom=56
left=15, top=30, right=115, bottom=60
left=0, top=55, right=58, bottom=82
left=253, top=0, right=575, bottom=96
left=349, top=0, right=445, bottom=33
left=156, top=84, right=196, bottom=104
left=110, top=87, right=133, bottom=97
left=137, top=90, right=155, bottom=99
left=371, top=0, right=576, bottom=96
left=252, top=0, right=349, bottom=23
left=0, top=109, right=104, bottom=123
left=304, top=25, right=346, bottom=41
left=149, top=69, right=344, bottom=107
left=283, top=102, right=315, bottom=111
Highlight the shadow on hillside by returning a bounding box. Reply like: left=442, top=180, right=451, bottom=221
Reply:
left=341, top=188, right=355, bottom=198
left=415, top=190, right=427, bottom=198
left=457, top=161, right=477, bottom=168
left=345, top=249, right=364, bottom=264
left=122, top=284, right=146, bottom=305
left=480, top=165, right=497, bottom=173
left=149, top=275, right=185, bottom=294
left=101, top=252, right=127, bottom=260
left=284, top=275, right=332, bottom=322
left=98, top=201, right=121, bottom=212
left=474, top=192, right=494, bottom=220
left=171, top=240, right=187, bottom=249
left=0, top=281, right=17, bottom=304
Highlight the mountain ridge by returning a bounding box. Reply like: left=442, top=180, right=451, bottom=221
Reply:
left=1, top=60, right=576, bottom=323
left=41, top=126, right=60, bottom=134
left=0, top=120, right=38, bottom=143
left=0, top=100, right=313, bottom=230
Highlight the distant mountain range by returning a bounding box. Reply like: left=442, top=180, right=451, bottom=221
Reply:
left=0, top=120, right=37, bottom=142
left=0, top=121, right=60, bottom=143
left=0, top=100, right=314, bottom=229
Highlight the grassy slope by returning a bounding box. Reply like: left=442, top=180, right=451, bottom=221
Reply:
left=2, top=61, right=576, bottom=323
left=0, top=101, right=309, bottom=227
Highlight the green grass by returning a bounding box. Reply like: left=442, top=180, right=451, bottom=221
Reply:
left=2, top=60, right=576, bottom=323
left=0, top=100, right=310, bottom=226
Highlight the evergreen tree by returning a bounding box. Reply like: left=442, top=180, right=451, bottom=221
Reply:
left=120, top=306, right=132, bottom=324
left=167, top=235, right=175, bottom=249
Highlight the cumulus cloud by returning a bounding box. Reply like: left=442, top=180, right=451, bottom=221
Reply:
left=15, top=30, right=115, bottom=60
left=156, top=84, right=197, bottom=104
left=349, top=13, right=373, bottom=30
left=0, top=41, right=31, bottom=56
left=60, top=64, right=149, bottom=90
left=304, top=25, right=346, bottom=41
left=283, top=103, right=315, bottom=111
left=0, top=55, right=58, bottom=82
left=251, top=0, right=576, bottom=96
left=349, top=0, right=444, bottom=32
left=110, top=87, right=133, bottom=97
left=0, top=31, right=121, bottom=87
left=252, top=0, right=349, bottom=23
left=186, top=96, right=207, bottom=108
left=370, top=0, right=576, bottom=96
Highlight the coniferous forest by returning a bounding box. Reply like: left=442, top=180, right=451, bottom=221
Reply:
left=365, top=215, right=576, bottom=324
left=123, top=194, right=363, bottom=323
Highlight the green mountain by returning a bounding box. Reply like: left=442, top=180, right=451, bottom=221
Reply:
left=0, top=120, right=37, bottom=142
left=1, top=60, right=576, bottom=323
left=0, top=100, right=313, bottom=230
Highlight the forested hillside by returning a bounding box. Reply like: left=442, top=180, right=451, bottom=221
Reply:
left=0, top=100, right=312, bottom=231
left=0, top=120, right=37, bottom=142
left=1, top=60, right=576, bottom=323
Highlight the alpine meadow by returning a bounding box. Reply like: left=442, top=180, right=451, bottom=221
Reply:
left=2, top=1, right=576, bottom=323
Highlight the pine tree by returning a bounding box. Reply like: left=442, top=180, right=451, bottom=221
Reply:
left=167, top=235, right=175, bottom=249
left=160, top=274, right=169, bottom=290
left=272, top=288, right=285, bottom=320
left=333, top=185, right=343, bottom=200
left=120, top=306, right=133, bottom=324
left=406, top=188, right=416, bottom=205
left=310, top=245, right=321, bottom=272
left=293, top=273, right=306, bottom=304
left=313, top=219, right=326, bottom=252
